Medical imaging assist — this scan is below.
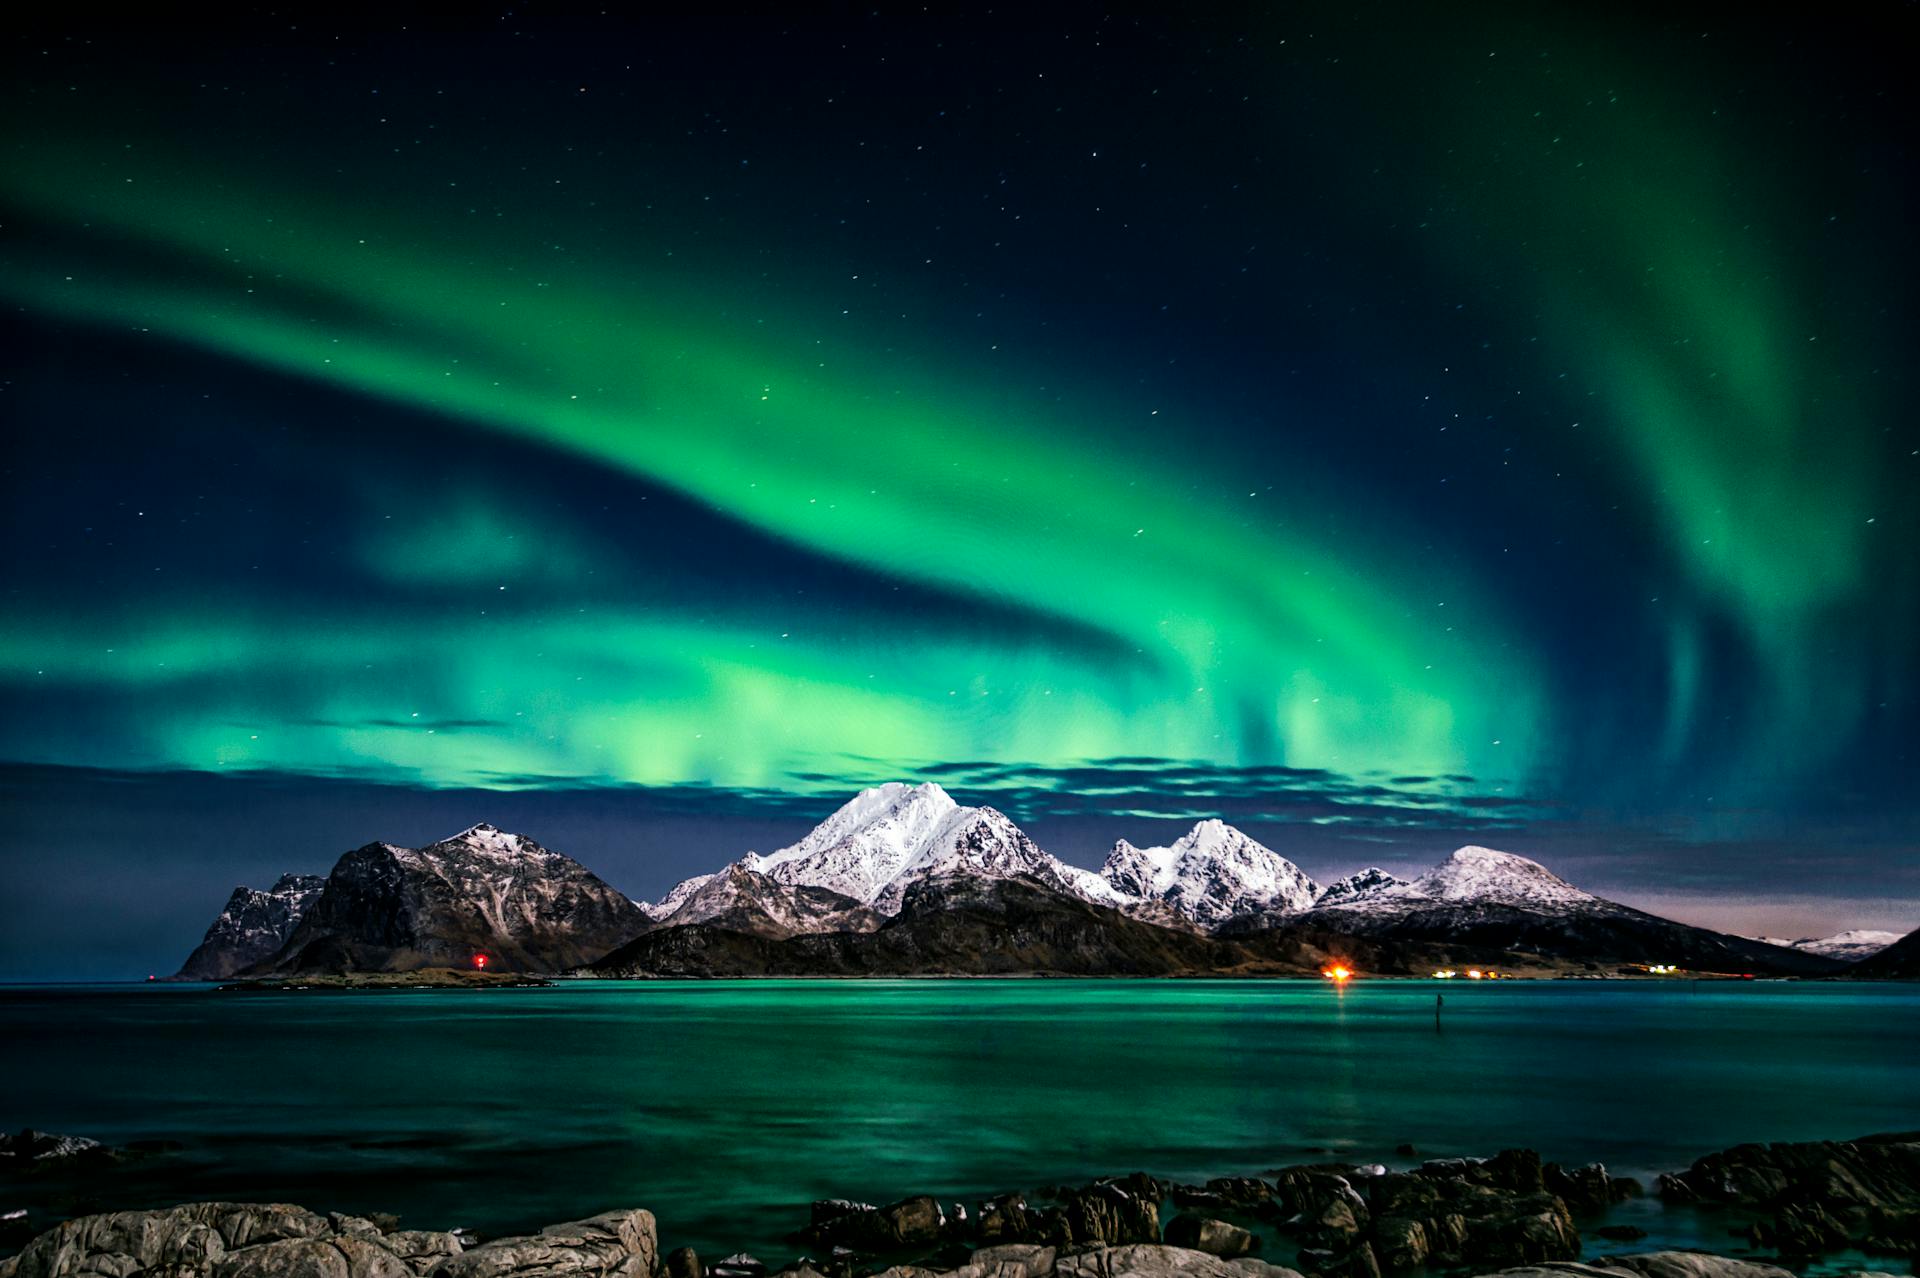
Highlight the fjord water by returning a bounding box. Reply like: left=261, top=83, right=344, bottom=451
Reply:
left=4, top=980, right=1917, bottom=1266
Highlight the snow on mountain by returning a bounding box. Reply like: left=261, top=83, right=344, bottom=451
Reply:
left=655, top=863, right=881, bottom=938
left=650, top=782, right=1125, bottom=917
left=1404, top=845, right=1603, bottom=908
left=261, top=823, right=652, bottom=974
left=1312, top=845, right=1610, bottom=916
left=1788, top=929, right=1902, bottom=961
left=742, top=782, right=969, bottom=905
left=1314, top=867, right=1408, bottom=908
left=176, top=872, right=328, bottom=980
left=650, top=871, right=716, bottom=919
left=1098, top=819, right=1318, bottom=926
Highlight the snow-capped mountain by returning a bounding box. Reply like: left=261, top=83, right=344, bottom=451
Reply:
left=1315, top=845, right=1607, bottom=915
left=1851, top=927, right=1920, bottom=978
left=1783, top=930, right=1902, bottom=962
left=1290, top=843, right=1846, bottom=976
left=653, top=863, right=883, bottom=939
left=251, top=823, right=652, bottom=974
left=1313, top=866, right=1408, bottom=908
left=1098, top=819, right=1318, bottom=927
left=176, top=872, right=327, bottom=980
left=652, top=782, right=1124, bottom=917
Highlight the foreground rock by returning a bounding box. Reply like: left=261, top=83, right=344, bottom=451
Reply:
left=1471, top=1255, right=1795, bottom=1278
left=0, top=1201, right=655, bottom=1278
left=1655, top=1131, right=1920, bottom=1258
left=1053, top=1244, right=1302, bottom=1278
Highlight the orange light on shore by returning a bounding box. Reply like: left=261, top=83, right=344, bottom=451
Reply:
left=473, top=953, right=489, bottom=970
left=1322, top=964, right=1354, bottom=982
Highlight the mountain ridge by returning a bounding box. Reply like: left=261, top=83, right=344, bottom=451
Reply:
left=175, top=784, right=1890, bottom=981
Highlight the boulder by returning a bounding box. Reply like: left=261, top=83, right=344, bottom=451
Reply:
left=1053, top=1244, right=1302, bottom=1278
left=666, top=1246, right=702, bottom=1278
left=1052, top=1184, right=1160, bottom=1248
left=1544, top=1164, right=1616, bottom=1215
left=0, top=1201, right=333, bottom=1278
left=806, top=1195, right=949, bottom=1252
left=812, top=1201, right=875, bottom=1227
left=1202, top=1180, right=1272, bottom=1209
left=948, top=1243, right=1059, bottom=1278
left=1272, top=1172, right=1367, bottom=1248
left=1345, top=1169, right=1579, bottom=1271
left=1291, top=1243, right=1378, bottom=1278
left=1163, top=1218, right=1257, bottom=1258
left=1470, top=1253, right=1795, bottom=1278
left=386, top=1231, right=465, bottom=1268
left=880, top=1198, right=949, bottom=1249
left=436, top=1208, right=658, bottom=1277
left=0, top=1201, right=657, bottom=1278
left=1458, top=1193, right=1579, bottom=1267
left=1367, top=1217, right=1427, bottom=1271
left=976, top=1196, right=1047, bottom=1246
left=1655, top=1133, right=1920, bottom=1256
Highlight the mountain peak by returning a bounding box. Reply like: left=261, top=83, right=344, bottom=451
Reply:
left=1099, top=820, right=1318, bottom=925
left=1790, top=929, right=1903, bottom=961
left=434, top=823, right=544, bottom=858
left=1407, top=845, right=1598, bottom=909
left=1315, top=866, right=1407, bottom=907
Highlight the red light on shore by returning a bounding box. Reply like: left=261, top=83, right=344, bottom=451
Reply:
left=473, top=953, right=489, bottom=970
left=1322, top=964, right=1353, bottom=982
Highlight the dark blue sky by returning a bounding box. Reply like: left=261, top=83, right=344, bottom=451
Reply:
left=1, top=6, right=1914, bottom=979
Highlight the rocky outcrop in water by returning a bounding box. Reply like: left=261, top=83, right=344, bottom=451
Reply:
left=0, top=1201, right=655, bottom=1278
left=1655, top=1131, right=1920, bottom=1259
left=0, top=1131, right=102, bottom=1166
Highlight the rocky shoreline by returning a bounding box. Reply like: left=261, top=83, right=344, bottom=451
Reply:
left=3, top=1134, right=1915, bottom=1278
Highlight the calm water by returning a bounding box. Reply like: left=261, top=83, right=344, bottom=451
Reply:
left=3, top=980, right=1917, bottom=1271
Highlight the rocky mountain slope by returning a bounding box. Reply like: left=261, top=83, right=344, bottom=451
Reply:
left=1099, top=820, right=1319, bottom=927
left=175, top=873, right=327, bottom=980
left=177, top=784, right=1894, bottom=980
left=1779, top=929, right=1902, bottom=961
left=1312, top=867, right=1407, bottom=908
left=649, top=863, right=883, bottom=939
left=1292, top=846, right=1841, bottom=976
left=1847, top=926, right=1920, bottom=978
left=242, top=824, right=651, bottom=975
left=587, top=874, right=1324, bottom=978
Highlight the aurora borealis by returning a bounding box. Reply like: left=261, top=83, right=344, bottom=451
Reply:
left=2, top=7, right=1914, bottom=975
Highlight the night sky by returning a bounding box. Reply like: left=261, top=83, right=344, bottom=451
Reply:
left=3, top=7, right=1914, bottom=980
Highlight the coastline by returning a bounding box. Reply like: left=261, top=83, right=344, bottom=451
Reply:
left=4, top=1132, right=1915, bottom=1278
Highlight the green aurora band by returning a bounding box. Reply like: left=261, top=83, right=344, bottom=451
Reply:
left=1, top=17, right=1907, bottom=815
